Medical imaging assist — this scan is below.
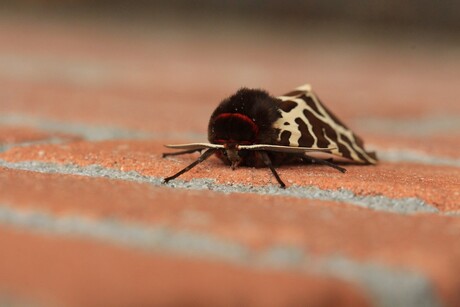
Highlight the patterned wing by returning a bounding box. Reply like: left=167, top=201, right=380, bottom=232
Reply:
left=273, top=84, right=377, bottom=164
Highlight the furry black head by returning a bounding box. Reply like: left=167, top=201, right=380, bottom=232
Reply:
left=208, top=88, right=281, bottom=145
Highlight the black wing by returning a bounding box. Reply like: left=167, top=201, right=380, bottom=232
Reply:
left=273, top=84, right=377, bottom=164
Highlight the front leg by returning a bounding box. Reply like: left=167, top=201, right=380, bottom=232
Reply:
left=258, top=151, right=286, bottom=188
left=163, top=148, right=217, bottom=183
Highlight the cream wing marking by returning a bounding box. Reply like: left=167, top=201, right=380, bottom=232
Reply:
left=274, top=84, right=377, bottom=164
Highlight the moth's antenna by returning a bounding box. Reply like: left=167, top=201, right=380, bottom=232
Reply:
left=163, top=148, right=217, bottom=183
left=165, top=143, right=224, bottom=150
left=163, top=148, right=202, bottom=158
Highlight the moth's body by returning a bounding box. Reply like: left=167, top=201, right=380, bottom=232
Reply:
left=208, top=89, right=292, bottom=168
left=163, top=84, right=377, bottom=187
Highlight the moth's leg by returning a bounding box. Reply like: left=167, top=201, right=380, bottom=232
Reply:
left=302, top=154, right=347, bottom=173
left=163, top=149, right=217, bottom=183
left=162, top=149, right=202, bottom=158
left=259, top=151, right=286, bottom=188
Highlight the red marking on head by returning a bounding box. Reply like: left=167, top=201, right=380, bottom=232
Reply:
left=213, top=113, right=259, bottom=136
left=214, top=139, right=253, bottom=145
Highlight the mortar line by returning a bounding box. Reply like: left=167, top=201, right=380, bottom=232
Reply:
left=0, top=203, right=440, bottom=307
left=0, top=114, right=202, bottom=141
left=1, top=114, right=459, bottom=167
left=0, top=159, right=439, bottom=214
left=0, top=137, right=71, bottom=154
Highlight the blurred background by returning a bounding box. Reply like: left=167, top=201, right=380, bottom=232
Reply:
left=0, top=1, right=458, bottom=154
left=1, top=0, right=459, bottom=139
left=3, top=0, right=460, bottom=31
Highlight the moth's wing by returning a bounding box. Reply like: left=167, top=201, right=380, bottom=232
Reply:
left=273, top=84, right=378, bottom=164
left=238, top=144, right=336, bottom=154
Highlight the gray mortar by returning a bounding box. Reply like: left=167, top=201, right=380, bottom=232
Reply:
left=378, top=149, right=460, bottom=167
left=0, top=295, right=42, bottom=307
left=0, top=160, right=439, bottom=214
left=0, top=204, right=441, bottom=307
left=356, top=116, right=460, bottom=136
left=313, top=256, right=439, bottom=307
left=0, top=137, right=69, bottom=154
left=0, top=114, right=203, bottom=141
left=443, top=211, right=460, bottom=217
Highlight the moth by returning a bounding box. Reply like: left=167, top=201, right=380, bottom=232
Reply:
left=163, top=84, right=377, bottom=188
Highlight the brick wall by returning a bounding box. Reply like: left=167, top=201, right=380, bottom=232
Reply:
left=0, top=11, right=459, bottom=307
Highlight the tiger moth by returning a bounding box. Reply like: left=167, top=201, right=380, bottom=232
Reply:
left=163, top=84, right=377, bottom=188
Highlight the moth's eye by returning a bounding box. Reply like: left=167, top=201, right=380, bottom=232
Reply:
left=222, top=150, right=228, bottom=156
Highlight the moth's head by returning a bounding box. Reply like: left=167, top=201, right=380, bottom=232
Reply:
left=208, top=112, right=256, bottom=169
left=223, top=144, right=241, bottom=170
left=209, top=113, right=259, bottom=145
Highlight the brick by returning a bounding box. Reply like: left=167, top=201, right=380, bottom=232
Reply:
left=0, top=225, right=370, bottom=307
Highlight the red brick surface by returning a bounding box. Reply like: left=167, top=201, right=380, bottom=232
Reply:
left=1, top=12, right=459, bottom=307
left=1, top=226, right=370, bottom=307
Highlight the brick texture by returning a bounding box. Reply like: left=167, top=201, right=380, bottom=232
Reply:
left=0, top=12, right=459, bottom=307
